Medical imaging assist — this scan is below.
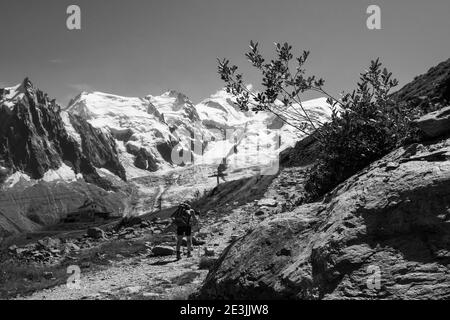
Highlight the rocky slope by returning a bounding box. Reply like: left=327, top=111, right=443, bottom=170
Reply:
left=0, top=180, right=127, bottom=238
left=198, top=130, right=450, bottom=299
left=393, top=57, right=450, bottom=109
left=196, top=58, right=450, bottom=300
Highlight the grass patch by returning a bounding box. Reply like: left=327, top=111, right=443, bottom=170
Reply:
left=0, top=260, right=70, bottom=299
left=0, top=237, right=150, bottom=299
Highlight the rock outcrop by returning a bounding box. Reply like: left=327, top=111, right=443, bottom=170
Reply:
left=394, top=59, right=450, bottom=106
left=68, top=114, right=126, bottom=181
left=197, top=58, right=450, bottom=300
left=414, top=106, right=450, bottom=138
left=393, top=57, right=450, bottom=110
left=197, top=135, right=450, bottom=300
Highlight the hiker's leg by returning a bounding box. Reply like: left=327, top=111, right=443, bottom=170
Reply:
left=176, top=235, right=183, bottom=251
left=186, top=226, right=193, bottom=257
left=176, top=235, right=183, bottom=257
left=186, top=236, right=192, bottom=258
left=187, top=235, right=193, bottom=252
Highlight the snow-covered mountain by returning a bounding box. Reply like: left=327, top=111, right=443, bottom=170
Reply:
left=1, top=78, right=332, bottom=184
left=66, top=88, right=332, bottom=176
left=196, top=89, right=332, bottom=171
left=0, top=79, right=129, bottom=237
left=66, top=91, right=177, bottom=178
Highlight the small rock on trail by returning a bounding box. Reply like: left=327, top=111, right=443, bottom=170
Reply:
left=152, top=246, right=175, bottom=257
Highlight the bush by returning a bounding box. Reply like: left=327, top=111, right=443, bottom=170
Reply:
left=304, top=59, right=417, bottom=199
left=218, top=42, right=420, bottom=200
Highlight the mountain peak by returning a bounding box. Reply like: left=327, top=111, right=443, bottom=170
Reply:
left=163, top=89, right=185, bottom=97
left=0, top=78, right=34, bottom=108
left=22, top=77, right=33, bottom=89
left=160, top=90, right=192, bottom=104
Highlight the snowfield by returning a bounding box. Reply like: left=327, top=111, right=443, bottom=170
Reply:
left=66, top=88, right=332, bottom=177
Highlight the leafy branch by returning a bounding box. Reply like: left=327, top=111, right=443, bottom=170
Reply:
left=217, top=41, right=342, bottom=142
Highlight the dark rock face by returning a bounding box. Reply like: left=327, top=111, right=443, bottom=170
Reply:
left=0, top=78, right=126, bottom=189
left=125, top=144, right=159, bottom=172
left=69, top=114, right=126, bottom=180
left=279, top=132, right=321, bottom=167
left=1, top=79, right=71, bottom=178
left=109, top=127, right=134, bottom=143
left=156, top=142, right=175, bottom=164
left=414, top=106, right=450, bottom=138
left=197, top=137, right=450, bottom=300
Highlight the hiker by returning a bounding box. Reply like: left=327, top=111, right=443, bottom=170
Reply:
left=217, top=158, right=228, bottom=184
left=171, top=202, right=198, bottom=260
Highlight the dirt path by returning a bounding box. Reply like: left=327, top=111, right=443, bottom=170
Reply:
left=17, top=202, right=260, bottom=300
left=19, top=254, right=208, bottom=300
left=15, top=166, right=305, bottom=300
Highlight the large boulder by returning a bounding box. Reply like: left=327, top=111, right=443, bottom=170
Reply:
left=87, top=227, right=106, bottom=240
left=414, top=106, right=450, bottom=138
left=197, top=138, right=450, bottom=300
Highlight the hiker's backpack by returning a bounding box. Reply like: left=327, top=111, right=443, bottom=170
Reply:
left=173, top=207, right=193, bottom=227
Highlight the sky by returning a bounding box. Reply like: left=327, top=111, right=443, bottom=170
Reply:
left=0, top=0, right=449, bottom=106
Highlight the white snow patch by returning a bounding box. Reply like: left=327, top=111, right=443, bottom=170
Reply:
left=41, top=163, right=78, bottom=182
left=60, top=111, right=82, bottom=147
left=3, top=172, right=32, bottom=189
left=0, top=83, right=26, bottom=109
